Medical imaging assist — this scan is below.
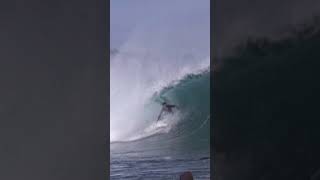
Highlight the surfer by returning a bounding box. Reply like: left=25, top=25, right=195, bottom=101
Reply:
left=157, top=102, right=178, bottom=121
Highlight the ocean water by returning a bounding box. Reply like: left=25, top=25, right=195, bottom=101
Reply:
left=110, top=1, right=210, bottom=177
left=110, top=59, right=210, bottom=179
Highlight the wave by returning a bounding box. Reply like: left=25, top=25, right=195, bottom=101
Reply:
left=110, top=43, right=210, bottom=139
left=111, top=69, right=210, bottom=154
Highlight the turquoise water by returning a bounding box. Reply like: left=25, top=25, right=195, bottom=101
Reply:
left=110, top=71, right=210, bottom=179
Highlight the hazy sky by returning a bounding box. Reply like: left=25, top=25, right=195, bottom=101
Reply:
left=111, top=0, right=210, bottom=49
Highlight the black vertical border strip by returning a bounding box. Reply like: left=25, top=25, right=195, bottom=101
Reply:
left=92, top=0, right=109, bottom=178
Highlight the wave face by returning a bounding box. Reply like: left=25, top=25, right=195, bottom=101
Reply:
left=112, top=69, right=210, bottom=149
left=110, top=54, right=210, bottom=179
left=110, top=50, right=210, bottom=148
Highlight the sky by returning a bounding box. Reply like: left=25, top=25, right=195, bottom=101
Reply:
left=111, top=0, right=210, bottom=49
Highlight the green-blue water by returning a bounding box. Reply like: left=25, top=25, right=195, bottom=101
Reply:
left=110, top=71, right=210, bottom=179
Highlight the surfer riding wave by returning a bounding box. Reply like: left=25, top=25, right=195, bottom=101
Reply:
left=157, top=102, right=178, bottom=121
